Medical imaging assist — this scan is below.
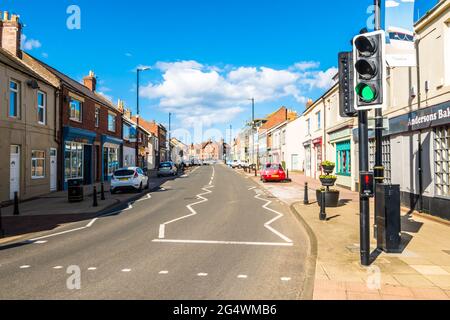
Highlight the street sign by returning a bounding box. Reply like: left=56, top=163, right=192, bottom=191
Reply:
left=353, top=30, right=387, bottom=111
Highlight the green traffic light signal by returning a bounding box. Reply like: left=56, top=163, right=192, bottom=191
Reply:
left=355, top=83, right=377, bottom=103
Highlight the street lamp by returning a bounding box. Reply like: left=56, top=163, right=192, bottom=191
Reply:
left=136, top=66, right=150, bottom=168
left=248, top=98, right=256, bottom=168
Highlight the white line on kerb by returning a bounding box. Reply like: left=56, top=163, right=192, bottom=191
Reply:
left=254, top=193, right=293, bottom=244
left=158, top=166, right=215, bottom=239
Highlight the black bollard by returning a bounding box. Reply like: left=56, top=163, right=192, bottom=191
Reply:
left=254, top=165, right=257, bottom=177
left=13, top=192, right=19, bottom=216
left=287, top=169, right=290, bottom=180
left=320, top=190, right=327, bottom=221
left=304, top=183, right=309, bottom=205
left=0, top=205, right=4, bottom=238
left=101, top=183, right=106, bottom=201
left=93, top=186, right=98, bottom=207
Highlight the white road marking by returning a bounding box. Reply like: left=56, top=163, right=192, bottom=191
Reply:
left=248, top=186, right=257, bottom=191
left=238, top=275, right=248, bottom=279
left=121, top=269, right=132, bottom=273
left=152, top=239, right=293, bottom=247
left=34, top=240, right=48, bottom=244
left=88, top=267, right=97, bottom=271
left=159, top=270, right=169, bottom=274
left=158, top=166, right=215, bottom=239
left=136, top=193, right=152, bottom=202
left=255, top=193, right=293, bottom=244
left=281, top=277, right=292, bottom=282
left=53, top=266, right=63, bottom=269
left=86, top=218, right=98, bottom=228
left=197, top=273, right=208, bottom=277
left=19, top=265, right=31, bottom=269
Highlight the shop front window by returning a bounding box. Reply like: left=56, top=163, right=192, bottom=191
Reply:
left=435, top=126, right=450, bottom=197
left=31, top=150, right=45, bottom=179
left=65, top=142, right=84, bottom=181
left=336, top=141, right=351, bottom=176
left=104, top=147, right=120, bottom=177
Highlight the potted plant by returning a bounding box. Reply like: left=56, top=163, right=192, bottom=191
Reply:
left=316, top=187, right=340, bottom=208
left=321, top=161, right=335, bottom=174
left=319, top=175, right=337, bottom=187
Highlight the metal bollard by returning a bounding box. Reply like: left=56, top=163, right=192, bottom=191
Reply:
left=101, top=183, right=106, bottom=201
left=320, top=190, right=327, bottom=221
left=287, top=169, right=290, bottom=180
left=304, top=183, right=309, bottom=205
left=0, top=205, right=4, bottom=238
left=14, top=192, right=20, bottom=216
left=254, top=166, right=257, bottom=177
left=93, top=186, right=98, bottom=207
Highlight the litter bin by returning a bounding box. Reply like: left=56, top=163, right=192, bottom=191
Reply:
left=376, top=184, right=401, bottom=253
left=68, top=178, right=84, bottom=203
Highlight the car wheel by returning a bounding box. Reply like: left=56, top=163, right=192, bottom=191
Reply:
left=111, top=189, right=117, bottom=194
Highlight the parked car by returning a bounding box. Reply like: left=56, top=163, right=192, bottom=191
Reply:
left=260, top=163, right=287, bottom=183
left=157, top=161, right=178, bottom=177
left=231, top=160, right=241, bottom=169
left=226, top=160, right=233, bottom=167
left=111, top=167, right=149, bottom=194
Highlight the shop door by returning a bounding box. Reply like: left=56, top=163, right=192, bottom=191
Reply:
left=10, top=145, right=20, bottom=200
left=50, top=148, right=57, bottom=191
left=83, top=145, right=92, bottom=185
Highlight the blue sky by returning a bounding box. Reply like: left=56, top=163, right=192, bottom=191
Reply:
left=4, top=0, right=436, bottom=143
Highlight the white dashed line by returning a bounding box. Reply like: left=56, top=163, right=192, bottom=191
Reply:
left=159, top=270, right=169, bottom=275
left=88, top=267, right=97, bottom=271
left=281, top=277, right=292, bottom=282
left=53, top=266, right=63, bottom=270
left=34, top=240, right=48, bottom=244
left=19, top=265, right=31, bottom=269
left=121, top=269, right=132, bottom=273
left=237, top=275, right=248, bottom=279
left=197, top=273, right=208, bottom=277
left=153, top=239, right=293, bottom=247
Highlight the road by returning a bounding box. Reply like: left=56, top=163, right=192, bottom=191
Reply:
left=0, top=164, right=310, bottom=300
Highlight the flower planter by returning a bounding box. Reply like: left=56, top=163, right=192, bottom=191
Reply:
left=321, top=165, right=335, bottom=174
left=316, top=190, right=340, bottom=208
left=319, top=177, right=337, bottom=187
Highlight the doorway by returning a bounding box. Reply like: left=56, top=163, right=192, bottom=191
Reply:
left=10, top=145, right=20, bottom=200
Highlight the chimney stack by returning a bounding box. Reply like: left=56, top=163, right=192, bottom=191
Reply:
left=83, top=71, right=97, bottom=92
left=0, top=11, right=22, bottom=58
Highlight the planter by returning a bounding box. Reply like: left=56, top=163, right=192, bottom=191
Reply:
left=316, top=190, right=340, bottom=208
left=321, top=165, right=335, bottom=174
left=319, top=177, right=337, bottom=187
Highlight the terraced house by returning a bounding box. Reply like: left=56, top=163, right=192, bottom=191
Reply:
left=0, top=12, right=59, bottom=203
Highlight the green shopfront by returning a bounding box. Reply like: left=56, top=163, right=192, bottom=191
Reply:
left=329, top=127, right=354, bottom=190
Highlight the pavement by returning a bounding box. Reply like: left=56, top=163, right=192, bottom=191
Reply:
left=0, top=164, right=311, bottom=300
left=237, top=169, right=450, bottom=300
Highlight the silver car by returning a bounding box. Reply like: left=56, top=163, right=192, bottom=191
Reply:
left=157, top=162, right=178, bottom=177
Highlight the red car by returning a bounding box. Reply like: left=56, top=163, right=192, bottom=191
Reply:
left=260, top=163, right=287, bottom=182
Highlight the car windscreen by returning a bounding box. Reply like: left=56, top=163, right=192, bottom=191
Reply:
left=114, top=170, right=135, bottom=177
left=159, top=163, right=172, bottom=168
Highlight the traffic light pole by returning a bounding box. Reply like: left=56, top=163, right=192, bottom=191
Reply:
left=358, top=111, right=371, bottom=266
left=374, top=0, right=385, bottom=236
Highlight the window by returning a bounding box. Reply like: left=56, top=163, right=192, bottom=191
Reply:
left=31, top=150, right=45, bottom=179
left=37, top=91, right=46, bottom=125
left=446, top=23, right=450, bottom=86
left=281, top=130, right=286, bottom=145
left=108, top=113, right=116, bottom=132
left=435, top=126, right=450, bottom=197
left=336, top=141, right=351, bottom=176
left=69, top=99, right=82, bottom=122
left=306, top=119, right=311, bottom=135
left=369, top=137, right=392, bottom=184
left=123, top=123, right=131, bottom=140
left=104, top=147, right=119, bottom=177
left=9, top=80, right=20, bottom=118
left=64, top=142, right=84, bottom=181
left=95, top=107, right=100, bottom=128
left=317, top=111, right=321, bottom=130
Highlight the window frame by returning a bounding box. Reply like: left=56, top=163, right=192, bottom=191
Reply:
left=37, top=90, right=47, bottom=125
left=316, top=111, right=321, bottom=130
left=95, top=107, right=100, bottom=128
left=69, top=98, right=83, bottom=123
left=434, top=126, right=450, bottom=198
left=108, top=113, right=117, bottom=132
left=31, top=150, right=46, bottom=179
left=336, top=141, right=351, bottom=177
left=9, top=80, right=20, bottom=118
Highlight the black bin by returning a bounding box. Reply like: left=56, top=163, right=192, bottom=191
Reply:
left=68, top=178, right=84, bottom=203
left=376, top=184, right=402, bottom=253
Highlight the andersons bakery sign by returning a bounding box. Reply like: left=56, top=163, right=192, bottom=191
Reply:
left=389, top=101, right=450, bottom=135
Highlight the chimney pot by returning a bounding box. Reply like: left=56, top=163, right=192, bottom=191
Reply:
left=83, top=71, right=97, bottom=92
left=4, top=11, right=9, bottom=20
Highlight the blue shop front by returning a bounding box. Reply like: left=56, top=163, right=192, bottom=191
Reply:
left=101, top=134, right=123, bottom=182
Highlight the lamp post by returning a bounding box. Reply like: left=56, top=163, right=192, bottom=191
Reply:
left=136, top=67, right=150, bottom=168
left=248, top=98, right=255, bottom=166
left=169, top=112, right=172, bottom=162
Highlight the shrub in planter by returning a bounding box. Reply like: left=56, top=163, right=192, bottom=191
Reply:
left=319, top=175, right=337, bottom=187
left=321, top=161, right=336, bottom=174
left=316, top=188, right=340, bottom=208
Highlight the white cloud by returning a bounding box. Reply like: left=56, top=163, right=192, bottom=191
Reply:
left=141, top=60, right=337, bottom=128
left=20, top=34, right=42, bottom=51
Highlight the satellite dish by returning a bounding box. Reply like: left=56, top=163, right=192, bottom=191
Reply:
left=26, top=79, right=39, bottom=89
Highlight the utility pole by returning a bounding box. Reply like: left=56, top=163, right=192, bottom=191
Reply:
left=249, top=98, right=255, bottom=165
left=169, top=112, right=172, bottom=162
left=136, top=67, right=150, bottom=168
left=373, top=0, right=385, bottom=236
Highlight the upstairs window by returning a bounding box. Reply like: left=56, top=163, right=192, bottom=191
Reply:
left=108, top=113, right=116, bottom=132
left=95, top=107, right=100, bottom=128
left=9, top=80, right=20, bottom=118
left=37, top=91, right=46, bottom=125
left=69, top=99, right=82, bottom=122
left=317, top=111, right=321, bottom=130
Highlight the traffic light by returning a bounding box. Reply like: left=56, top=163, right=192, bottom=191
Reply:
left=353, top=30, right=386, bottom=110
left=338, top=51, right=357, bottom=117
left=360, top=172, right=375, bottom=197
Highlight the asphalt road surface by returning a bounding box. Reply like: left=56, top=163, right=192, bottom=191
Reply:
left=0, top=164, right=310, bottom=300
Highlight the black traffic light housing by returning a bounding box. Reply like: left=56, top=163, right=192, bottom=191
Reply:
left=360, top=172, right=375, bottom=198
left=353, top=30, right=386, bottom=110
left=338, top=51, right=357, bottom=117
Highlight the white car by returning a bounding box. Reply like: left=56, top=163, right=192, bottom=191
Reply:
left=111, top=167, right=149, bottom=194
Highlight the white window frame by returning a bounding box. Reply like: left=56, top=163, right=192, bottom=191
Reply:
left=31, top=150, right=46, bottom=179
left=37, top=91, right=46, bottom=125
left=69, top=99, right=83, bottom=122
left=108, top=113, right=116, bottom=132
left=95, top=107, right=100, bottom=128
left=9, top=80, right=20, bottom=118
left=445, top=22, right=450, bottom=86
left=434, top=126, right=450, bottom=198
left=317, top=111, right=321, bottom=130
